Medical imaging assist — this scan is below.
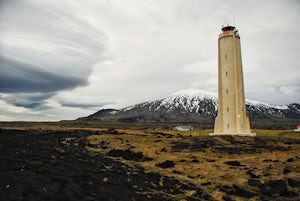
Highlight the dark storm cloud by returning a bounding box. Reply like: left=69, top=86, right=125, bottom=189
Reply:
left=0, top=0, right=108, bottom=110
left=13, top=102, right=46, bottom=109
left=59, top=101, right=115, bottom=109
left=0, top=56, right=87, bottom=93
left=0, top=0, right=107, bottom=88
left=0, top=92, right=55, bottom=109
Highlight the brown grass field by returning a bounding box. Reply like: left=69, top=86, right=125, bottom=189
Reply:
left=85, top=129, right=300, bottom=200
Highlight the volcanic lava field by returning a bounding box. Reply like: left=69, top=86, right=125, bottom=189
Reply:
left=0, top=122, right=299, bottom=201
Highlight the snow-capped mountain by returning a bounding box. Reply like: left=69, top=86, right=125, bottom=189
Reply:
left=82, top=89, right=300, bottom=123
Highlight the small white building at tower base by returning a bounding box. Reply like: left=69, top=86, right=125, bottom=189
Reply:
left=295, top=124, right=300, bottom=132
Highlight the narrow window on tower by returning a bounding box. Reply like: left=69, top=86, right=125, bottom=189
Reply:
left=225, top=54, right=227, bottom=59
left=227, top=107, right=229, bottom=112
left=227, top=123, right=230, bottom=129
left=226, top=89, right=228, bottom=94
left=226, top=71, right=228, bottom=76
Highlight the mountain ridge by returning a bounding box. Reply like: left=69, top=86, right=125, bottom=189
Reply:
left=81, top=89, right=300, bottom=123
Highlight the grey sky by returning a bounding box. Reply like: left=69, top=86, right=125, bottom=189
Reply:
left=0, top=0, right=299, bottom=121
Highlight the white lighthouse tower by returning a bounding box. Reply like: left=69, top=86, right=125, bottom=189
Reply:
left=210, top=25, right=255, bottom=136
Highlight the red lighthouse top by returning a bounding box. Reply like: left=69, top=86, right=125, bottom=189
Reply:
left=220, top=25, right=239, bottom=38
left=221, top=25, right=236, bottom=32
left=221, top=25, right=236, bottom=35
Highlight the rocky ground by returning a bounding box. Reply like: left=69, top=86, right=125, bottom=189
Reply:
left=0, top=127, right=300, bottom=201
left=0, top=129, right=211, bottom=201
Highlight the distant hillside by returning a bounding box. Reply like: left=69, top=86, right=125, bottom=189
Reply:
left=81, top=89, right=300, bottom=123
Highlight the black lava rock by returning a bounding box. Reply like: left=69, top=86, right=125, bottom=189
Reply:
left=219, top=185, right=256, bottom=199
left=248, top=179, right=262, bottom=187
left=288, top=178, right=300, bottom=187
left=222, top=195, right=234, bottom=201
left=283, top=167, right=292, bottom=173
left=107, top=149, right=153, bottom=162
left=246, top=170, right=260, bottom=178
left=233, top=185, right=256, bottom=199
left=201, top=182, right=211, bottom=186
left=0, top=129, right=213, bottom=201
left=156, top=160, right=175, bottom=168
left=224, top=161, right=243, bottom=166
left=261, top=179, right=288, bottom=196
